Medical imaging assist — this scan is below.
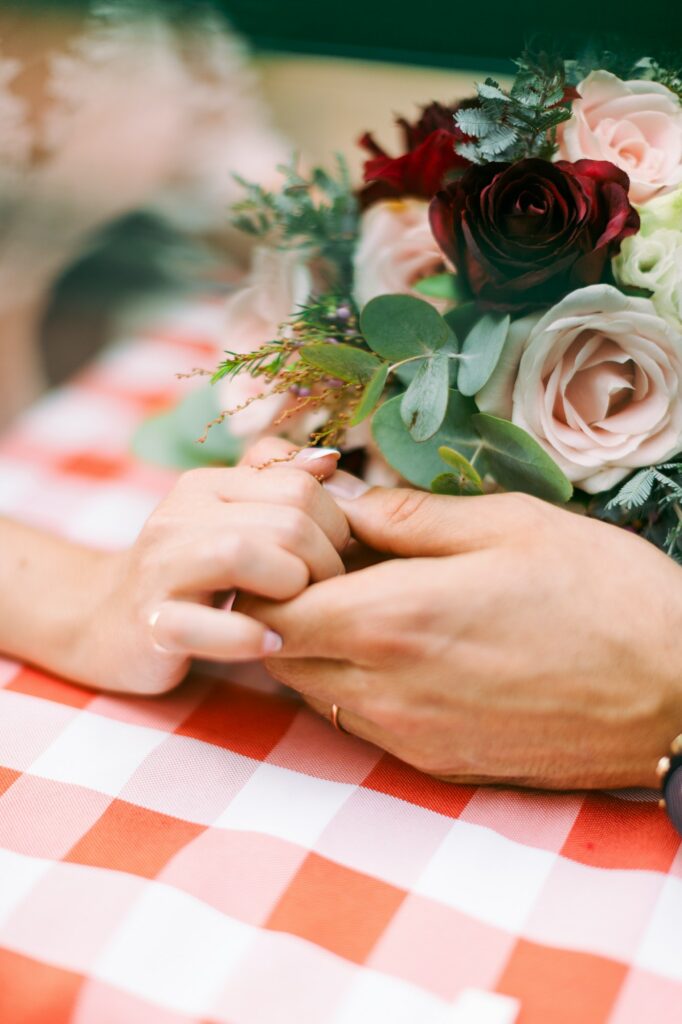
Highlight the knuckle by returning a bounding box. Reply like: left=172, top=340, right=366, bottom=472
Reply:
left=385, top=489, right=433, bottom=531
left=278, top=507, right=311, bottom=548
left=368, top=632, right=418, bottom=664
left=276, top=471, right=319, bottom=510
left=507, top=491, right=555, bottom=536
left=214, top=532, right=251, bottom=570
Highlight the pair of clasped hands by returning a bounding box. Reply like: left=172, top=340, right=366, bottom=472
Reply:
left=85, top=437, right=682, bottom=791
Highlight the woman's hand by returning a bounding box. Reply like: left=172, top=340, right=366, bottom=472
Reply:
left=240, top=485, right=682, bottom=789
left=2, top=440, right=347, bottom=696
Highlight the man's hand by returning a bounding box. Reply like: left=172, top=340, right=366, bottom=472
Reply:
left=240, top=486, right=682, bottom=789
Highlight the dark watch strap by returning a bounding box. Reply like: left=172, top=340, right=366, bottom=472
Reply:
left=657, top=736, right=682, bottom=835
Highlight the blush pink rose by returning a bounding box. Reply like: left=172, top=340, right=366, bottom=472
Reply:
left=353, top=198, right=454, bottom=312
left=477, top=285, right=682, bottom=493
left=217, top=246, right=311, bottom=438
left=559, top=71, right=682, bottom=204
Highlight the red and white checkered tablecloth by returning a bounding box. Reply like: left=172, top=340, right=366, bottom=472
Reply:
left=0, top=301, right=680, bottom=1024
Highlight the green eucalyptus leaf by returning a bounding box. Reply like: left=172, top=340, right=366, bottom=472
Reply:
left=413, top=273, right=468, bottom=303
left=393, top=360, right=420, bottom=386
left=400, top=351, right=449, bottom=441
left=372, top=389, right=478, bottom=488
left=444, top=301, right=478, bottom=341
left=472, top=413, right=573, bottom=502
left=132, top=385, right=242, bottom=470
left=431, top=471, right=483, bottom=496
left=457, top=313, right=510, bottom=396
left=395, top=332, right=459, bottom=387
left=360, top=294, right=454, bottom=361
left=431, top=446, right=483, bottom=495
left=300, top=343, right=381, bottom=384
left=350, top=362, right=390, bottom=426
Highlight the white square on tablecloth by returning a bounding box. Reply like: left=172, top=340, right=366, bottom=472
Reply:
left=524, top=855, right=664, bottom=964
left=64, top=485, right=160, bottom=549
left=18, top=388, right=137, bottom=453
left=449, top=989, right=520, bottom=1024
left=213, top=761, right=355, bottom=849
left=332, top=966, right=450, bottom=1024
left=29, top=711, right=166, bottom=797
left=93, top=882, right=252, bottom=1017
left=215, top=926, right=354, bottom=1024
left=0, top=690, right=76, bottom=771
left=0, top=458, right=40, bottom=510
left=0, top=848, right=51, bottom=928
left=635, top=873, right=682, bottom=982
left=0, top=656, right=20, bottom=688
left=414, top=818, right=556, bottom=933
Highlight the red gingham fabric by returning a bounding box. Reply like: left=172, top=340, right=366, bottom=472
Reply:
left=0, top=301, right=680, bottom=1024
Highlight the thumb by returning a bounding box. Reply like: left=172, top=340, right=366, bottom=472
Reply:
left=326, top=482, right=503, bottom=557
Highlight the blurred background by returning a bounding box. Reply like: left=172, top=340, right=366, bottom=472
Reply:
left=0, top=0, right=677, bottom=427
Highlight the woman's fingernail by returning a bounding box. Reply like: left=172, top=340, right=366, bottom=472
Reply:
left=295, top=447, right=341, bottom=464
left=263, top=629, right=283, bottom=654
left=148, top=609, right=173, bottom=653
left=324, top=474, right=371, bottom=500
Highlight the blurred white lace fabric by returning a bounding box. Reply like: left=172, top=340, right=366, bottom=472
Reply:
left=0, top=1, right=287, bottom=422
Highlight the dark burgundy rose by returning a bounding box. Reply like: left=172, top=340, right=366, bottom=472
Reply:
left=358, top=100, right=474, bottom=207
left=429, top=158, right=640, bottom=313
left=395, top=100, right=469, bottom=148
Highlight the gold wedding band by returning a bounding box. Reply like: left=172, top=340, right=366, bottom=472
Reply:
left=331, top=703, right=348, bottom=734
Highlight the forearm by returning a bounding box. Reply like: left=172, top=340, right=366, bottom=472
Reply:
left=0, top=517, right=117, bottom=682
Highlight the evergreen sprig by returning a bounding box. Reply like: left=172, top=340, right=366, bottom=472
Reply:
left=208, top=295, right=368, bottom=447
left=599, top=462, right=682, bottom=561
left=565, top=49, right=682, bottom=103
left=455, top=52, right=573, bottom=164
left=639, top=58, right=682, bottom=103
left=231, top=156, right=359, bottom=289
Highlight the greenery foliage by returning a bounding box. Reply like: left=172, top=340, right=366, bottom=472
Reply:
left=198, top=57, right=682, bottom=559
left=231, top=157, right=359, bottom=289
left=599, top=463, right=682, bottom=561
left=454, top=52, right=573, bottom=163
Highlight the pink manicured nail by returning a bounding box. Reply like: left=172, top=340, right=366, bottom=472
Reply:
left=294, top=447, right=341, bottom=464
left=263, top=630, right=283, bottom=654
left=324, top=474, right=370, bottom=500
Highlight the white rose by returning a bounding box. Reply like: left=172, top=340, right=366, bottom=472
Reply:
left=477, top=285, right=682, bottom=493
left=217, top=246, right=311, bottom=438
left=613, top=185, right=682, bottom=328
left=353, top=199, right=452, bottom=311
left=558, top=71, right=682, bottom=204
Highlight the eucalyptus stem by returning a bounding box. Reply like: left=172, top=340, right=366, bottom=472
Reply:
left=388, top=354, right=429, bottom=374
left=389, top=351, right=462, bottom=376
left=470, top=442, right=484, bottom=468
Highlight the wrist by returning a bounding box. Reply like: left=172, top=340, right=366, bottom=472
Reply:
left=57, top=548, right=128, bottom=688
left=0, top=518, right=126, bottom=687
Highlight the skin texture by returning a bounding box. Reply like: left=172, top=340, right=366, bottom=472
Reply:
left=0, top=439, right=345, bottom=695
left=239, top=479, right=682, bottom=790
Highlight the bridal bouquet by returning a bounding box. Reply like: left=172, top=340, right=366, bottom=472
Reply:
left=200, top=52, right=682, bottom=558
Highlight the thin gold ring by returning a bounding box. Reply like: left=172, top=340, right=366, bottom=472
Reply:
left=331, top=703, right=347, bottom=734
